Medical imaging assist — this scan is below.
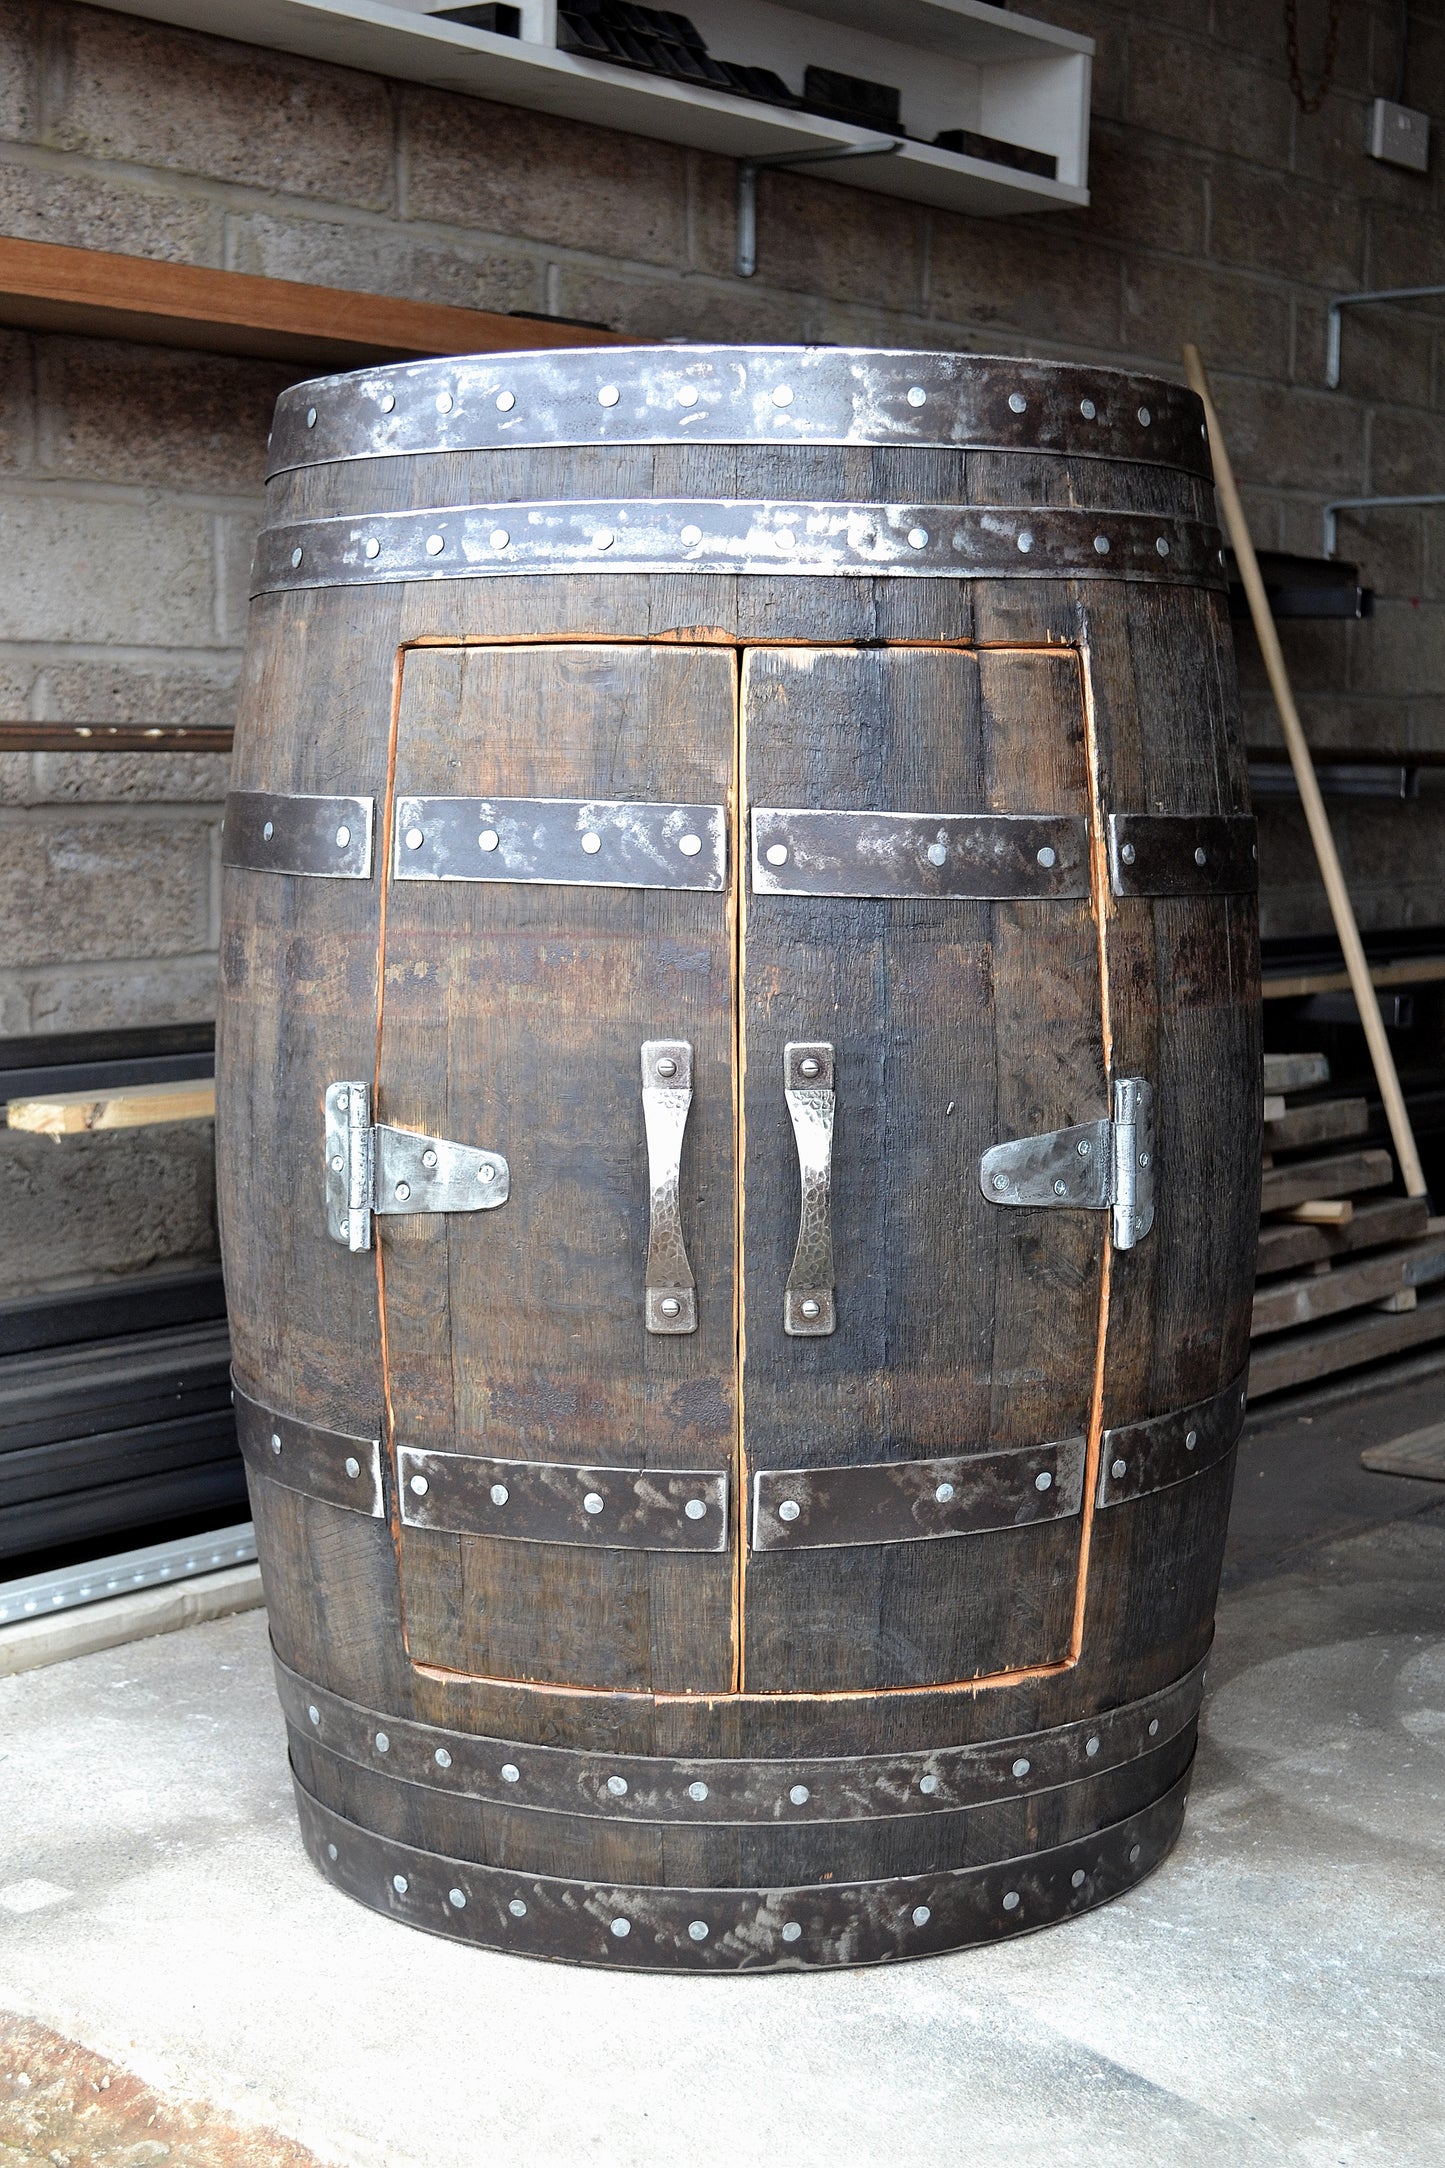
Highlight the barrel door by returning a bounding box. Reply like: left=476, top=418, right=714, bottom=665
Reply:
left=378, top=642, right=738, bottom=1692
left=377, top=637, right=1108, bottom=1695
left=740, top=644, right=1105, bottom=1692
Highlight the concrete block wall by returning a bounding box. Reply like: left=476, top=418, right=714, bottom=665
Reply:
left=0, top=328, right=291, bottom=1037
left=0, top=0, right=1442, bottom=1049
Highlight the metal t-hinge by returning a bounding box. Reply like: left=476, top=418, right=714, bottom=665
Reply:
left=978, top=1077, right=1155, bottom=1250
left=324, top=1082, right=510, bottom=1252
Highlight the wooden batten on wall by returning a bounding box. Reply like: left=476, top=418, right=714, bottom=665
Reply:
left=0, top=236, right=628, bottom=367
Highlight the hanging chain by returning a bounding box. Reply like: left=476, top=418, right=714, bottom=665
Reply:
left=1285, top=0, right=1345, bottom=115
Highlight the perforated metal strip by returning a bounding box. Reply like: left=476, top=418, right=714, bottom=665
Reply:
left=267, top=348, right=1212, bottom=480
left=1108, top=813, right=1258, bottom=897
left=233, top=1379, right=383, bottom=1519
left=221, top=790, right=373, bottom=878
left=397, top=1447, right=729, bottom=1552
left=252, top=503, right=1224, bottom=596
left=393, top=795, right=727, bottom=891
left=273, top=1648, right=1206, bottom=1826
left=292, top=1764, right=1192, bottom=1971
left=1097, top=1368, right=1249, bottom=1508
left=751, top=807, right=1090, bottom=901
left=752, top=1437, right=1086, bottom=1552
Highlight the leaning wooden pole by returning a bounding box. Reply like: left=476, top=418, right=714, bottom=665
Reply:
left=1183, top=342, right=1429, bottom=1200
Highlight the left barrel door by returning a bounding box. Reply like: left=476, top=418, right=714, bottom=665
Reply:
left=377, top=643, right=739, bottom=1693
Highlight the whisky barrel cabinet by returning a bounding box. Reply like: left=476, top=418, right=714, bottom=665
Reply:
left=218, top=346, right=1260, bottom=1971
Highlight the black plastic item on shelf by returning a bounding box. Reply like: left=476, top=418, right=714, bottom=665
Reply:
left=558, top=1, right=709, bottom=78
left=431, top=3, right=522, bottom=31
left=557, top=10, right=612, bottom=57
left=800, top=64, right=901, bottom=131
left=932, top=127, right=1057, bottom=179
left=715, top=61, right=798, bottom=105
left=1226, top=549, right=1374, bottom=622
left=558, top=3, right=794, bottom=103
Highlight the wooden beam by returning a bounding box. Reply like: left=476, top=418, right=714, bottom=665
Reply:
left=1260, top=1147, right=1393, bottom=1215
left=1248, top=1286, right=1445, bottom=1396
left=1257, top=1195, right=1430, bottom=1277
left=0, top=722, right=234, bottom=753
left=0, top=236, right=628, bottom=367
left=7, top=1079, right=216, bottom=1135
left=1263, top=1052, right=1331, bottom=1093
left=1262, top=956, right=1445, bottom=1000
left=1261, top=1096, right=1368, bottom=1154
left=1281, top=1198, right=1354, bottom=1225
left=1250, top=1239, right=1445, bottom=1337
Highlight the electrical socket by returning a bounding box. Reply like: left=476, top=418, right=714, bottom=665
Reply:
left=1368, top=97, right=1430, bottom=172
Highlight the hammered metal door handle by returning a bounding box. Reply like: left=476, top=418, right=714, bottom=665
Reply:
left=784, top=1041, right=836, bottom=1335
left=641, top=1040, right=697, bottom=1334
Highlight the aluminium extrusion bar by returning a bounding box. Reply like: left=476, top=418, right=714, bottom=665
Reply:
left=1326, top=285, right=1445, bottom=388
left=0, top=1520, right=256, bottom=1625
left=1323, top=493, right=1445, bottom=557
left=737, top=139, right=903, bottom=278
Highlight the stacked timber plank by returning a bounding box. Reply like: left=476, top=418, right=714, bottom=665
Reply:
left=1249, top=1051, right=1445, bottom=1396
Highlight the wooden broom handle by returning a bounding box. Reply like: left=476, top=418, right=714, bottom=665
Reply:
left=1182, top=343, right=1428, bottom=1200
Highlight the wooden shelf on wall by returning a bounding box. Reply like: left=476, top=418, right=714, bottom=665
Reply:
left=0, top=236, right=627, bottom=369
left=101, top=0, right=1093, bottom=218
left=0, top=721, right=235, bottom=753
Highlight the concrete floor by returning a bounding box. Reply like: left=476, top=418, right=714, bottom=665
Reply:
left=2, top=1370, right=1445, bottom=2167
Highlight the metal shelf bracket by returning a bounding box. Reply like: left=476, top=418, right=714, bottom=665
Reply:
left=1323, top=492, right=1445, bottom=556
left=1325, top=284, right=1445, bottom=388
left=737, top=138, right=903, bottom=278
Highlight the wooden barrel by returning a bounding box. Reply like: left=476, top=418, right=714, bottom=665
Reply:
left=217, top=346, right=1260, bottom=1971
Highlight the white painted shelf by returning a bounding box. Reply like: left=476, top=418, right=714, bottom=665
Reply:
left=107, top=0, right=1092, bottom=216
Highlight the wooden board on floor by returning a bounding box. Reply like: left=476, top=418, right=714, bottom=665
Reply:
left=1248, top=1287, right=1445, bottom=1396
left=6, top=1079, right=216, bottom=1135
left=1360, top=1420, right=1445, bottom=1482
left=1260, top=1148, right=1393, bottom=1215
left=1263, top=1052, right=1330, bottom=1093
left=1261, top=1097, right=1368, bottom=1155
left=1250, top=1238, right=1445, bottom=1338
left=1257, top=1195, right=1431, bottom=1278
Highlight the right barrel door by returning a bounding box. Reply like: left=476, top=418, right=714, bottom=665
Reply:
left=740, top=644, right=1112, bottom=1693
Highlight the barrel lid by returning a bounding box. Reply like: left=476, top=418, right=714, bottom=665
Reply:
left=267, top=346, right=1211, bottom=483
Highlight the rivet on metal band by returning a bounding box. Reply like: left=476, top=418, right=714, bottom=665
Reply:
left=273, top=1649, right=1205, bottom=1824
left=752, top=1435, right=1085, bottom=1551
left=232, top=1378, right=383, bottom=1519
left=1097, top=1368, right=1248, bottom=1508
left=392, top=796, right=727, bottom=891
left=221, top=790, right=374, bottom=879
left=1108, top=813, right=1259, bottom=897
left=252, top=503, right=1226, bottom=595
left=396, top=1447, right=729, bottom=1552
left=751, top=808, right=1090, bottom=901
left=292, top=1764, right=1192, bottom=1971
left=265, top=349, right=1213, bottom=483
